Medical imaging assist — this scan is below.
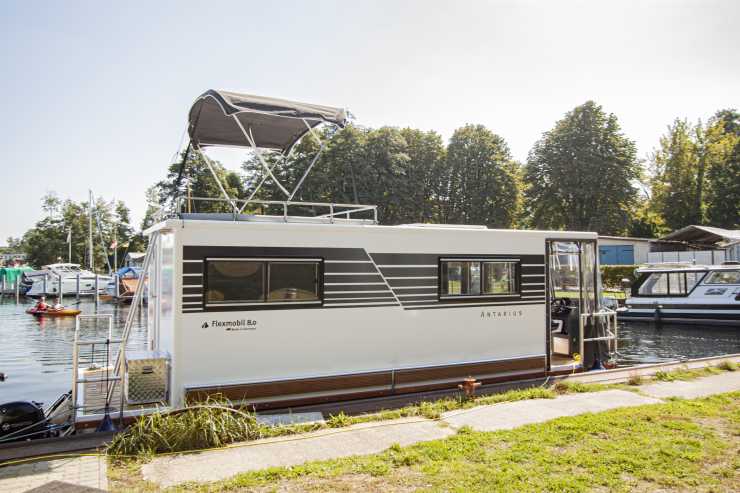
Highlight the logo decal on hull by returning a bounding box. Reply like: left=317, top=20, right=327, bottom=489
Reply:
left=202, top=319, right=258, bottom=331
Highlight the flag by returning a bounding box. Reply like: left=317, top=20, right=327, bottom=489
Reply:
left=66, top=229, right=71, bottom=243
left=110, top=240, right=118, bottom=249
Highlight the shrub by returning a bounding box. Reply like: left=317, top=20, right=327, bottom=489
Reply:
left=600, top=265, right=638, bottom=289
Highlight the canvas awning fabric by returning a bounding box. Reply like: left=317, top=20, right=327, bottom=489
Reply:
left=0, top=267, right=32, bottom=286
left=188, top=90, right=348, bottom=153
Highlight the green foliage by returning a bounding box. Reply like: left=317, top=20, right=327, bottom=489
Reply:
left=649, top=109, right=739, bottom=231
left=704, top=110, right=740, bottom=228
left=442, top=124, right=522, bottom=227
left=198, top=393, right=740, bottom=493
left=524, top=101, right=640, bottom=235
left=18, top=194, right=141, bottom=270
left=600, top=264, right=638, bottom=288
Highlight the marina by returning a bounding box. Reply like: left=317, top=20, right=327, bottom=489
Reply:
left=1, top=270, right=739, bottom=407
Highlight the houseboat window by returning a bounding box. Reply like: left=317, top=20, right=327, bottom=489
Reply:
left=637, top=273, right=668, bottom=295
left=705, top=270, right=740, bottom=284
left=637, top=271, right=706, bottom=296
left=268, top=262, right=320, bottom=301
left=483, top=262, right=517, bottom=294
left=686, top=272, right=704, bottom=291
left=206, top=261, right=264, bottom=303
left=441, top=260, right=519, bottom=297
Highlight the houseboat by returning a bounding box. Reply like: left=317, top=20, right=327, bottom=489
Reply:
left=0, top=90, right=619, bottom=438
left=619, top=263, right=740, bottom=326
left=127, top=90, right=617, bottom=411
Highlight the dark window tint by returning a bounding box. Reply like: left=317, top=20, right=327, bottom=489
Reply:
left=441, top=260, right=519, bottom=297
left=206, top=261, right=263, bottom=303
left=268, top=262, right=319, bottom=301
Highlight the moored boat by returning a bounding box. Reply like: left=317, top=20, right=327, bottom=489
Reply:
left=618, top=262, right=740, bottom=326
left=23, top=263, right=111, bottom=297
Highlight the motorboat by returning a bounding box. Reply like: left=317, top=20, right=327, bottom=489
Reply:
left=105, top=266, right=147, bottom=302
left=618, top=262, right=740, bottom=326
left=22, top=263, right=111, bottom=297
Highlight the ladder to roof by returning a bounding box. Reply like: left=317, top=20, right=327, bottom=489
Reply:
left=69, top=231, right=159, bottom=428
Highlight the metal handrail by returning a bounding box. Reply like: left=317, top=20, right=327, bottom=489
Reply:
left=167, top=195, right=379, bottom=224
left=578, top=308, right=619, bottom=364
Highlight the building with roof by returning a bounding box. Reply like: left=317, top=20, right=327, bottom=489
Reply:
left=656, top=225, right=740, bottom=262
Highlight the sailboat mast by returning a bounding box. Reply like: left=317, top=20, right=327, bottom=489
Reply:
left=89, top=190, right=94, bottom=272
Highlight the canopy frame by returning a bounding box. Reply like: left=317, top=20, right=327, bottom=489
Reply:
left=186, top=90, right=345, bottom=215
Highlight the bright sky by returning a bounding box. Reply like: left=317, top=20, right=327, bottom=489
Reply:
left=1, top=0, right=738, bottom=242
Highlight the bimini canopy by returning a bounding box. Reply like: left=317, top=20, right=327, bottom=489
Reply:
left=188, top=90, right=348, bottom=153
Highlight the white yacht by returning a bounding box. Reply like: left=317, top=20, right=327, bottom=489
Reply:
left=619, top=263, right=740, bottom=326
left=23, top=263, right=111, bottom=297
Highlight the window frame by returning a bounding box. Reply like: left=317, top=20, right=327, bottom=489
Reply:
left=703, top=270, right=740, bottom=285
left=204, top=257, right=324, bottom=309
left=633, top=270, right=707, bottom=298
left=438, top=257, right=521, bottom=300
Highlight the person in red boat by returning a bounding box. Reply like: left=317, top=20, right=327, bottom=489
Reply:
left=34, top=296, right=49, bottom=312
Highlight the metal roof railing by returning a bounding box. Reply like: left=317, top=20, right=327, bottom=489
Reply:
left=155, top=196, right=379, bottom=225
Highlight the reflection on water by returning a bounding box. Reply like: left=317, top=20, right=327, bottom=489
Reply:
left=0, top=298, right=147, bottom=405
left=617, top=322, right=740, bottom=366
left=0, top=297, right=738, bottom=405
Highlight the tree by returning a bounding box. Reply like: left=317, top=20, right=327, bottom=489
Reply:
left=443, top=124, right=521, bottom=228
left=524, top=101, right=640, bottom=235
left=704, top=110, right=740, bottom=228
left=156, top=149, right=245, bottom=213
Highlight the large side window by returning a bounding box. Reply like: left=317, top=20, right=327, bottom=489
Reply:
left=441, top=259, right=519, bottom=298
left=268, top=262, right=320, bottom=301
left=206, top=258, right=322, bottom=306
left=207, top=260, right=264, bottom=303
left=705, top=270, right=740, bottom=284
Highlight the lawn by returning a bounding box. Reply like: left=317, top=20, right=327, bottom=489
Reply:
left=188, top=392, right=740, bottom=492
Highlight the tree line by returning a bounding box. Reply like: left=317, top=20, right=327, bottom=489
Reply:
left=10, top=101, right=739, bottom=269
left=6, top=193, right=146, bottom=269
left=158, top=101, right=739, bottom=235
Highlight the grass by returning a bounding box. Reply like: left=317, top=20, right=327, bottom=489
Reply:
left=107, top=361, right=739, bottom=460
left=169, top=391, right=740, bottom=492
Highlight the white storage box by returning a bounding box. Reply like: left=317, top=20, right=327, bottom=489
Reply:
left=124, top=350, right=170, bottom=405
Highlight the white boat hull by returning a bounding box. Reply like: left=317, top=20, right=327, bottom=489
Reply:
left=26, top=276, right=111, bottom=296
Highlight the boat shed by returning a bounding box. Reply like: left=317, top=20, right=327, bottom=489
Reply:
left=597, top=236, right=652, bottom=265
left=659, top=225, right=740, bottom=261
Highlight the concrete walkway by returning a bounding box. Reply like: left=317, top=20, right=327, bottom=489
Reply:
left=141, top=371, right=740, bottom=488
left=2, top=371, right=738, bottom=492
left=0, top=455, right=106, bottom=492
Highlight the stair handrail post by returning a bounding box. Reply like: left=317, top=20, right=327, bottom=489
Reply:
left=106, top=231, right=159, bottom=405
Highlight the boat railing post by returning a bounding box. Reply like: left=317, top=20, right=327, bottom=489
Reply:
left=76, top=274, right=81, bottom=301
left=58, top=273, right=63, bottom=305
left=115, top=274, right=119, bottom=299
left=43, top=275, right=48, bottom=297
left=94, top=275, right=99, bottom=307
left=15, top=278, right=20, bottom=303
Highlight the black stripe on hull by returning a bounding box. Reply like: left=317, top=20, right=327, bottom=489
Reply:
left=183, top=263, right=204, bottom=274
left=379, top=267, right=438, bottom=277
left=324, top=284, right=391, bottom=293
left=184, top=246, right=368, bottom=262
left=370, top=253, right=546, bottom=265
left=324, top=292, right=397, bottom=300
left=325, top=274, right=385, bottom=284
left=620, top=311, right=740, bottom=326
left=387, top=278, right=437, bottom=288
left=324, top=262, right=377, bottom=274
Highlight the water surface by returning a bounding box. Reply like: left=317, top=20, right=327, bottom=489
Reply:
left=0, top=298, right=738, bottom=405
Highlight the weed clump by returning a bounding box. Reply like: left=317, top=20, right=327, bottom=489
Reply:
left=107, top=397, right=265, bottom=457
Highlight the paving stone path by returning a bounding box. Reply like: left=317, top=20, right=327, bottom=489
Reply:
left=2, top=370, right=739, bottom=491
left=0, top=455, right=106, bottom=492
